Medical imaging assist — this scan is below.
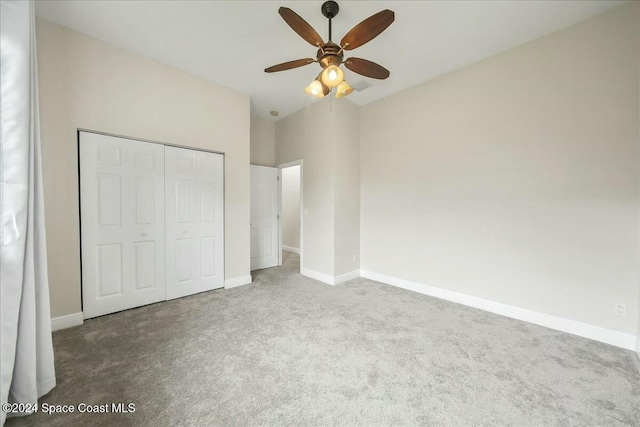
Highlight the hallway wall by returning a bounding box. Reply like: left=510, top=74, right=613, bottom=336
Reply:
left=282, top=165, right=300, bottom=251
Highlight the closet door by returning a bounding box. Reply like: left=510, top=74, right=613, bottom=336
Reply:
left=165, top=146, right=224, bottom=299
left=80, top=132, right=166, bottom=319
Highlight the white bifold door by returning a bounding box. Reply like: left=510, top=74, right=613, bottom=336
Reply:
left=80, top=132, right=166, bottom=318
left=165, top=146, right=224, bottom=299
left=80, top=132, right=224, bottom=319
left=250, top=165, right=279, bottom=270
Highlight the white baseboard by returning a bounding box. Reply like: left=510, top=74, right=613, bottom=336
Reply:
left=334, top=269, right=361, bottom=285
left=360, top=270, right=637, bottom=351
left=301, top=268, right=360, bottom=286
left=301, top=267, right=335, bottom=285
left=51, top=312, right=83, bottom=331
left=225, top=275, right=252, bottom=289
left=282, top=245, right=300, bottom=254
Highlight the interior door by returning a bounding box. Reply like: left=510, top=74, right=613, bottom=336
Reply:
left=80, top=132, right=166, bottom=319
left=250, top=165, right=279, bottom=270
left=165, top=146, right=224, bottom=299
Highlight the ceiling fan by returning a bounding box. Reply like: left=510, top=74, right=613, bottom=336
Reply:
left=264, top=1, right=394, bottom=99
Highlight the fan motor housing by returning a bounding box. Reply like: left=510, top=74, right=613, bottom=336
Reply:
left=321, top=1, right=339, bottom=19
left=317, top=42, right=343, bottom=69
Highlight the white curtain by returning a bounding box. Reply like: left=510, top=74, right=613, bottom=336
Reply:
left=0, top=1, right=56, bottom=425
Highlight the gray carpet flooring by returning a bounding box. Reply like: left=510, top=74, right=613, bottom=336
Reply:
left=7, top=251, right=640, bottom=426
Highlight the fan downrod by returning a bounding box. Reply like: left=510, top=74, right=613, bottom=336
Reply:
left=321, top=1, right=339, bottom=19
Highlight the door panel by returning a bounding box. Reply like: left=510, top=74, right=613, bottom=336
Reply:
left=250, top=165, right=279, bottom=270
left=97, top=243, right=123, bottom=297
left=263, top=228, right=274, bottom=257
left=165, top=146, right=224, bottom=299
left=134, top=241, right=156, bottom=291
left=80, top=132, right=166, bottom=319
left=97, top=174, right=121, bottom=225
left=135, top=177, right=155, bottom=224
left=201, top=237, right=217, bottom=278
left=175, top=238, right=193, bottom=282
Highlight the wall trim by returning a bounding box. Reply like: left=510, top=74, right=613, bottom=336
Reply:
left=301, top=267, right=335, bottom=285
left=360, top=270, right=637, bottom=351
left=334, top=269, right=361, bottom=285
left=283, top=245, right=300, bottom=254
left=301, top=267, right=360, bottom=286
left=225, top=275, right=252, bottom=289
left=51, top=312, right=84, bottom=331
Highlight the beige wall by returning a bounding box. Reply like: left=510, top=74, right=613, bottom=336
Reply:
left=331, top=100, right=361, bottom=276
left=361, top=3, right=639, bottom=335
left=276, top=99, right=335, bottom=275
left=36, top=19, right=251, bottom=318
left=282, top=165, right=300, bottom=249
left=275, top=97, right=361, bottom=277
left=250, top=118, right=275, bottom=167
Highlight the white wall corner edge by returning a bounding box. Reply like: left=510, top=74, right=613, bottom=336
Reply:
left=282, top=245, right=301, bottom=254
left=225, top=275, right=253, bottom=289
left=301, top=268, right=360, bottom=286
left=360, top=270, right=638, bottom=351
left=51, top=312, right=84, bottom=331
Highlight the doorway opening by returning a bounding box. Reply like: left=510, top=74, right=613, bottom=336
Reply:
left=278, top=160, right=303, bottom=273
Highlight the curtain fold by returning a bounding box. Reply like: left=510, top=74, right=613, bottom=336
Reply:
left=1, top=1, right=56, bottom=425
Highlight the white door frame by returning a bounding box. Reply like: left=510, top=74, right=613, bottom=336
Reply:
left=276, top=160, right=303, bottom=268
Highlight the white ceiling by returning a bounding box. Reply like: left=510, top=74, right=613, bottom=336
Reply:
left=35, top=0, right=625, bottom=120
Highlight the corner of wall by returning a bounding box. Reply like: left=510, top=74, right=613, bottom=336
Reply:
left=332, top=99, right=362, bottom=276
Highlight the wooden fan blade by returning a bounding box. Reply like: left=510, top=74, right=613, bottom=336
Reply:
left=265, top=58, right=315, bottom=73
left=278, top=7, right=324, bottom=47
left=344, top=57, right=390, bottom=79
left=341, top=9, right=394, bottom=50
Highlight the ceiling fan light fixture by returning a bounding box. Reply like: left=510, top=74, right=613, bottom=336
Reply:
left=335, top=80, right=354, bottom=98
left=305, top=78, right=330, bottom=98
left=320, top=65, right=344, bottom=88
left=265, top=2, right=394, bottom=103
